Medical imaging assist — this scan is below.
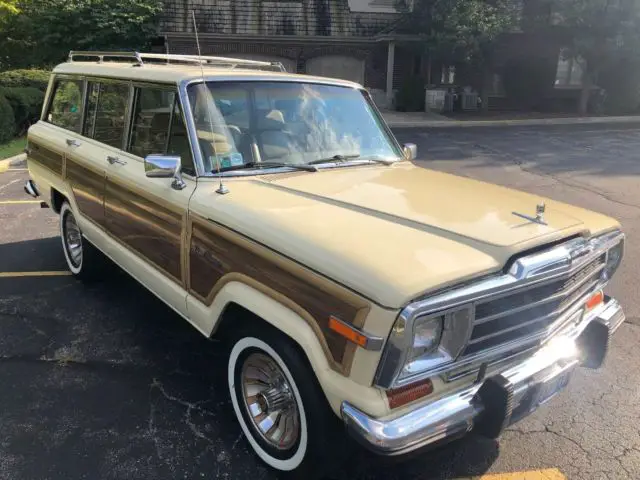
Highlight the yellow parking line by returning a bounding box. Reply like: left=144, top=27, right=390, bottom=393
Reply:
left=0, top=200, right=40, bottom=205
left=474, top=469, right=566, bottom=480
left=0, top=271, right=72, bottom=278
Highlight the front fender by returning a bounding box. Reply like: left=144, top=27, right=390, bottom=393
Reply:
left=186, top=278, right=388, bottom=417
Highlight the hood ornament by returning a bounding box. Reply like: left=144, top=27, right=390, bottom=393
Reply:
left=512, top=202, right=547, bottom=226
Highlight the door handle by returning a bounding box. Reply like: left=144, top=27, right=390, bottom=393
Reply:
left=66, top=138, right=81, bottom=147
left=107, top=155, right=127, bottom=166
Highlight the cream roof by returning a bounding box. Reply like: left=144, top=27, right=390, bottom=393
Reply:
left=52, top=61, right=361, bottom=88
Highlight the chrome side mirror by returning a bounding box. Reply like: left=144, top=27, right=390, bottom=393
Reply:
left=403, top=143, right=418, bottom=160
left=144, top=154, right=186, bottom=191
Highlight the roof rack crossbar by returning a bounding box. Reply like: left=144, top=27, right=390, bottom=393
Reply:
left=68, top=51, right=143, bottom=66
left=67, top=51, right=286, bottom=72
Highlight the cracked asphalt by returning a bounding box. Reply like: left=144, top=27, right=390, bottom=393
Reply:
left=0, top=123, right=638, bottom=480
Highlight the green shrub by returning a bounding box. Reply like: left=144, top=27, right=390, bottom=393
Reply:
left=0, top=69, right=50, bottom=91
left=395, top=76, right=425, bottom=112
left=0, top=95, right=16, bottom=144
left=0, top=87, right=44, bottom=134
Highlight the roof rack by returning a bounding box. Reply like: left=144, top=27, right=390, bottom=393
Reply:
left=67, top=51, right=286, bottom=72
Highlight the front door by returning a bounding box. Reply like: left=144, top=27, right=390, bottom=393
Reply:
left=103, top=83, right=196, bottom=317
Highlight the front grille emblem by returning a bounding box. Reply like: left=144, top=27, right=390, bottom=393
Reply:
left=512, top=202, right=547, bottom=226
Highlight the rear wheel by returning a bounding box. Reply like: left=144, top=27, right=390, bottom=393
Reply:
left=59, top=202, right=105, bottom=280
left=227, top=326, right=347, bottom=478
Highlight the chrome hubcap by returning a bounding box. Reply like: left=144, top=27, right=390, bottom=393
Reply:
left=240, top=352, right=300, bottom=450
left=64, top=212, right=82, bottom=268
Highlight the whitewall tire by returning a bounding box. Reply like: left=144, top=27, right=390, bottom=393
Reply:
left=59, top=201, right=106, bottom=281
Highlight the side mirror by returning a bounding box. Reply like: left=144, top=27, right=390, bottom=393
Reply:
left=144, top=154, right=186, bottom=190
left=403, top=143, right=418, bottom=160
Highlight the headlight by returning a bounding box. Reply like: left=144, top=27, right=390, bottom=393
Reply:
left=409, top=316, right=443, bottom=361
left=602, top=239, right=624, bottom=281
left=382, top=304, right=474, bottom=384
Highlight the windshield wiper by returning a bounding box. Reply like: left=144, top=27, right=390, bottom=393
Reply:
left=216, top=161, right=317, bottom=173
left=308, top=154, right=395, bottom=166
left=308, top=154, right=361, bottom=165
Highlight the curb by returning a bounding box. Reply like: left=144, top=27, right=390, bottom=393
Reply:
left=385, top=115, right=640, bottom=129
left=0, top=153, right=27, bottom=173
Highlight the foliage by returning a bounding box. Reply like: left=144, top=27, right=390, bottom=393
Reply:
left=395, top=76, right=426, bottom=111
left=0, top=135, right=26, bottom=160
left=0, top=0, right=164, bottom=69
left=0, top=86, right=44, bottom=134
left=398, top=0, right=519, bottom=64
left=552, top=0, right=640, bottom=113
left=0, top=93, right=15, bottom=143
left=0, top=69, right=49, bottom=90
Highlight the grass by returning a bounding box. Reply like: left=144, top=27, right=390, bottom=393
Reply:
left=0, top=136, right=26, bottom=161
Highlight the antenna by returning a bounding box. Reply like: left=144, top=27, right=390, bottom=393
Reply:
left=191, top=10, right=229, bottom=195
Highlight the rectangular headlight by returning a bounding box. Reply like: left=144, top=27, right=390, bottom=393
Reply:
left=602, top=239, right=624, bottom=282
left=378, top=304, right=474, bottom=385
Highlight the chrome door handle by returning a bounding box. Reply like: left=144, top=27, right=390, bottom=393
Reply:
left=107, top=155, right=127, bottom=165
left=66, top=138, right=81, bottom=147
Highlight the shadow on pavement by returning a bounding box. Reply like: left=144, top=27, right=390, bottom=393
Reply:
left=0, top=236, right=68, bottom=272
left=0, top=253, right=500, bottom=480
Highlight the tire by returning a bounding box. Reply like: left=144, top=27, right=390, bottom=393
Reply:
left=59, top=201, right=106, bottom=281
left=227, top=325, right=347, bottom=478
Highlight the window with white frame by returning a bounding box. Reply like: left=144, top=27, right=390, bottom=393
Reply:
left=555, top=51, right=583, bottom=86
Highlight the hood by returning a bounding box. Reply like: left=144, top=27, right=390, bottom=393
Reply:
left=263, top=162, right=584, bottom=248
left=195, top=163, right=618, bottom=309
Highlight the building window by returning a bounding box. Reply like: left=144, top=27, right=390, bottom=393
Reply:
left=441, top=65, right=455, bottom=85
left=555, top=52, right=583, bottom=86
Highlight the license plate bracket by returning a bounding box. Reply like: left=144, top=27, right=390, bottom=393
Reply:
left=533, top=370, right=572, bottom=407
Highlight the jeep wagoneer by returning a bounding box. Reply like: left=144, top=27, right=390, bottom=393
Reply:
left=25, top=51, right=626, bottom=477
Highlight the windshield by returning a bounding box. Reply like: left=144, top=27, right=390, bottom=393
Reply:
left=186, top=81, right=403, bottom=173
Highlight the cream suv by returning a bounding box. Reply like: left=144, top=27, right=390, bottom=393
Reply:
left=25, top=51, right=626, bottom=477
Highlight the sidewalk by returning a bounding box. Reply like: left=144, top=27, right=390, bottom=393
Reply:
left=382, top=109, right=640, bottom=128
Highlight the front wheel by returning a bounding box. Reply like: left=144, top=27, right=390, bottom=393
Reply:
left=227, top=327, right=347, bottom=478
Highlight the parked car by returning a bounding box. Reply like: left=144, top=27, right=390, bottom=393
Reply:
left=25, top=51, right=626, bottom=478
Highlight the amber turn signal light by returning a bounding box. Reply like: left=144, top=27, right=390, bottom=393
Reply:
left=329, top=316, right=368, bottom=347
left=585, top=290, right=604, bottom=311
left=386, top=379, right=434, bottom=409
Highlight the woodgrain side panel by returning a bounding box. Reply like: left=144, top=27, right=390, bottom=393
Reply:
left=28, top=142, right=63, bottom=176
left=66, top=158, right=105, bottom=227
left=105, top=177, right=184, bottom=284
left=189, top=214, right=370, bottom=375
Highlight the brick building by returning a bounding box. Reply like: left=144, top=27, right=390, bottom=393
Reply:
left=159, top=1, right=585, bottom=112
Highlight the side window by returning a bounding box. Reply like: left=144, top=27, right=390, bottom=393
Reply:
left=129, top=86, right=195, bottom=174
left=46, top=79, right=84, bottom=132
left=84, top=81, right=129, bottom=149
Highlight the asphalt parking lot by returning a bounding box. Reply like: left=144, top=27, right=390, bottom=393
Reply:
left=1, top=124, right=639, bottom=480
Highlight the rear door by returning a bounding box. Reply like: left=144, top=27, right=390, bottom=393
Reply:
left=103, top=82, right=196, bottom=317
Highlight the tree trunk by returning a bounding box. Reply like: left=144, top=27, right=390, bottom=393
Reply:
left=480, top=65, right=491, bottom=113
left=578, top=65, right=593, bottom=116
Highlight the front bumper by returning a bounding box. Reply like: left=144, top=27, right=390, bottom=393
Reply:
left=341, top=297, right=624, bottom=455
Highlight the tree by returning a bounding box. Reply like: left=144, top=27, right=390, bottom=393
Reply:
left=0, top=0, right=163, bottom=69
left=553, top=0, right=640, bottom=114
left=396, top=0, right=519, bottom=111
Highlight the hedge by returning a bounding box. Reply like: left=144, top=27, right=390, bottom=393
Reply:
left=0, top=69, right=50, bottom=91
left=0, top=87, right=44, bottom=134
left=0, top=95, right=15, bottom=144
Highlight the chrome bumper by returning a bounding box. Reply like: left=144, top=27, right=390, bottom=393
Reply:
left=341, top=297, right=624, bottom=455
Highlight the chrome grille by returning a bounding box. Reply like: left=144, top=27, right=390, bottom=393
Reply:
left=462, top=253, right=606, bottom=357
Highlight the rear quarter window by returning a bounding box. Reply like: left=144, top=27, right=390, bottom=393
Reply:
left=46, top=79, right=84, bottom=133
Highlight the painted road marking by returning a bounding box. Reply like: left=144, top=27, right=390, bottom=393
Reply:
left=473, top=469, right=566, bottom=480
left=0, top=200, right=41, bottom=205
left=7, top=168, right=28, bottom=172
left=0, top=271, right=72, bottom=278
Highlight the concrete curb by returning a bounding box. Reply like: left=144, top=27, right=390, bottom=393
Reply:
left=0, top=153, right=27, bottom=173
left=385, top=115, right=640, bottom=129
